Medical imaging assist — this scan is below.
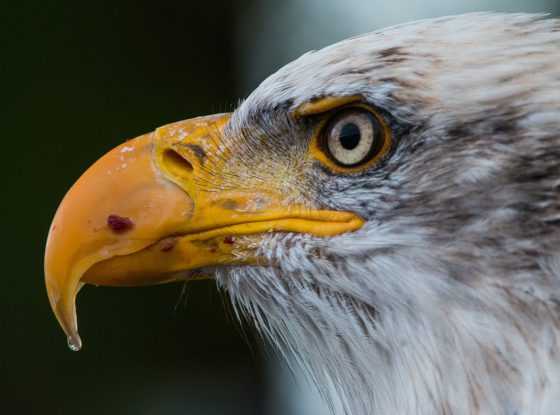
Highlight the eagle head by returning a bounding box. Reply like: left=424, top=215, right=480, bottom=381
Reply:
left=45, top=13, right=560, bottom=415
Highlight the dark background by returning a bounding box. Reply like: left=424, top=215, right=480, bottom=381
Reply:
left=3, top=1, right=560, bottom=414
left=2, top=2, right=269, bottom=414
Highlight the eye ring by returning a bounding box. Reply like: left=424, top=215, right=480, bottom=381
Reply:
left=310, top=105, right=392, bottom=173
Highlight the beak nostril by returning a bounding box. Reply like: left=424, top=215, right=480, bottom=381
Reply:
left=162, top=149, right=194, bottom=175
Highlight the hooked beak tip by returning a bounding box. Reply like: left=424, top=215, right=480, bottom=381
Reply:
left=46, top=274, right=83, bottom=351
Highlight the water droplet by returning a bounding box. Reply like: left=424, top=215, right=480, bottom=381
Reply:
left=67, top=334, right=82, bottom=352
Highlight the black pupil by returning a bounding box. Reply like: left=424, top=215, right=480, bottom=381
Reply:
left=339, top=122, right=361, bottom=150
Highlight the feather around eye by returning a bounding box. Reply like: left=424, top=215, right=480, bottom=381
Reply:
left=309, top=105, right=392, bottom=173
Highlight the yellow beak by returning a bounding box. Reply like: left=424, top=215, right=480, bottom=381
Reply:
left=45, top=113, right=364, bottom=351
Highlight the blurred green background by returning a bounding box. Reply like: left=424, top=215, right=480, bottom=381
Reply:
left=2, top=2, right=266, bottom=414
left=2, top=1, right=559, bottom=414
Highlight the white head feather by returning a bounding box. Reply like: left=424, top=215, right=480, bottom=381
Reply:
left=213, top=13, right=560, bottom=415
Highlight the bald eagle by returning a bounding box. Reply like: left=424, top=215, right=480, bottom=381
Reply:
left=45, top=13, right=560, bottom=415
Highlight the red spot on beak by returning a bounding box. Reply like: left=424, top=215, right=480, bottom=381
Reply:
left=223, top=236, right=235, bottom=244
left=160, top=238, right=177, bottom=252
left=107, top=214, right=134, bottom=233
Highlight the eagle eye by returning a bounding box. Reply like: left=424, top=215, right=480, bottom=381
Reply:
left=311, top=106, right=391, bottom=172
